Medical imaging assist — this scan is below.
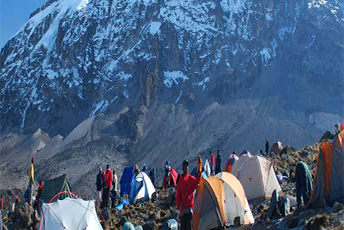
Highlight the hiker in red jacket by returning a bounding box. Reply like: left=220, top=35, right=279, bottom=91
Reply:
left=176, top=160, right=201, bottom=230
left=101, top=164, right=113, bottom=208
left=210, top=151, right=215, bottom=175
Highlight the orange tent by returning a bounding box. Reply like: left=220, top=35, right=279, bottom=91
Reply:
left=308, top=131, right=344, bottom=208
left=193, top=173, right=254, bottom=229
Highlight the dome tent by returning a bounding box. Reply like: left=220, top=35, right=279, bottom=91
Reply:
left=39, top=197, right=103, bottom=230
left=193, top=172, right=254, bottom=229
left=270, top=141, right=284, bottom=155
left=308, top=131, right=344, bottom=208
left=231, top=155, right=281, bottom=200
left=130, top=172, right=155, bottom=204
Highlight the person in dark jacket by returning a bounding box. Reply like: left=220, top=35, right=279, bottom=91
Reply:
left=101, top=164, right=113, bottom=209
left=96, top=167, right=104, bottom=204
left=176, top=160, right=201, bottom=230
left=142, top=164, right=147, bottom=173
left=265, top=137, right=269, bottom=155
left=215, top=150, right=222, bottom=174
left=295, top=161, right=313, bottom=209
left=149, top=167, right=156, bottom=186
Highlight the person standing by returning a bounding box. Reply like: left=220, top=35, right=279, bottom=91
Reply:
left=210, top=151, right=215, bottom=176
left=265, top=137, right=270, bottom=156
left=142, top=164, right=147, bottom=173
left=196, top=155, right=202, bottom=176
left=176, top=160, right=201, bottom=230
left=335, top=123, right=341, bottom=135
left=149, top=167, right=156, bottom=187
left=111, top=169, right=118, bottom=209
left=215, top=150, right=221, bottom=174
left=96, top=167, right=104, bottom=204
left=295, top=161, right=313, bottom=209
left=29, top=158, right=34, bottom=206
left=102, top=164, right=113, bottom=209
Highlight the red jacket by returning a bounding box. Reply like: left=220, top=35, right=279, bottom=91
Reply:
left=105, top=169, right=113, bottom=189
left=176, top=174, right=200, bottom=212
left=210, top=154, right=215, bottom=165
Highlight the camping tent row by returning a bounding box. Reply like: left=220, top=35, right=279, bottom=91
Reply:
left=193, top=172, right=254, bottom=229
left=308, top=131, right=344, bottom=208
left=120, top=167, right=156, bottom=204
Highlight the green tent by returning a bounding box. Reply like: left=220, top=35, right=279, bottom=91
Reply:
left=40, top=174, right=72, bottom=203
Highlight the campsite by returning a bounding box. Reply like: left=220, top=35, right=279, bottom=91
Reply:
left=0, top=130, right=343, bottom=229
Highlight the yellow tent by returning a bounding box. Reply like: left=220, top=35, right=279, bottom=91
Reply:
left=193, top=172, right=254, bottom=229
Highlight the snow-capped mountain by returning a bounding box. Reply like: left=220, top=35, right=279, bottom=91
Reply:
left=0, top=0, right=343, bottom=137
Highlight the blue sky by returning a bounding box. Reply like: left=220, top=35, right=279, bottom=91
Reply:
left=0, top=0, right=47, bottom=48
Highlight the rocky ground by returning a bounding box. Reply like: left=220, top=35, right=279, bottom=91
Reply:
left=1, top=133, right=343, bottom=230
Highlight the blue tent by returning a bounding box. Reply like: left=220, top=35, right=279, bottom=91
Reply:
left=120, top=166, right=134, bottom=197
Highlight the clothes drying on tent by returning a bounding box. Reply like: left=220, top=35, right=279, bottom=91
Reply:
left=40, top=174, right=72, bottom=203
left=223, top=154, right=239, bottom=173
left=40, top=197, right=103, bottom=230
left=193, top=172, right=254, bottom=229
left=163, top=168, right=179, bottom=188
left=231, top=155, right=281, bottom=200
left=308, top=131, right=344, bottom=208
left=130, top=172, right=156, bottom=204
left=120, top=166, right=134, bottom=197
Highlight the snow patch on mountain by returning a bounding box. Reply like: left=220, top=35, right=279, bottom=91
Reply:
left=164, top=71, right=188, bottom=88
left=90, top=100, right=109, bottom=117
left=149, top=22, right=161, bottom=35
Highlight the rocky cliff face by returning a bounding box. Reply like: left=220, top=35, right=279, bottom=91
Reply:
left=1, top=0, right=343, bottom=136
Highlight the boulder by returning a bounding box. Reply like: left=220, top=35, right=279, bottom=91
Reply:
left=332, top=202, right=344, bottom=213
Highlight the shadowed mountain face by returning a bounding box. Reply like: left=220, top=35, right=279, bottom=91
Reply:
left=0, top=0, right=343, bottom=195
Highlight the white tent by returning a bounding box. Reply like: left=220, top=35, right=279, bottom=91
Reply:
left=204, top=159, right=211, bottom=177
left=130, top=172, right=155, bottom=204
left=40, top=198, right=103, bottom=230
left=231, top=155, right=281, bottom=200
